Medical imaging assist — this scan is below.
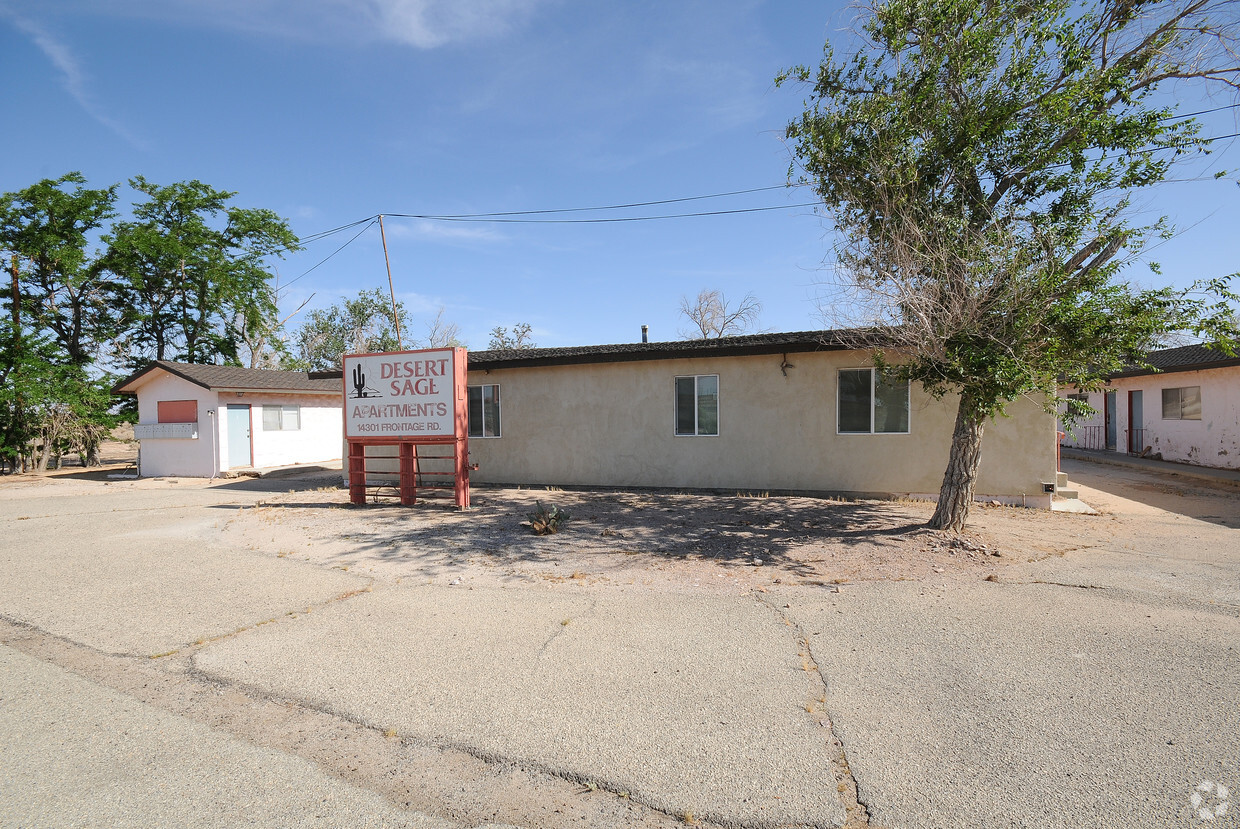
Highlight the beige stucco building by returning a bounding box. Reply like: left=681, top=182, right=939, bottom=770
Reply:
left=462, top=331, right=1058, bottom=507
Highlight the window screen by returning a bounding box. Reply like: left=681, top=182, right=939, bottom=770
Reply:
left=837, top=370, right=872, bottom=433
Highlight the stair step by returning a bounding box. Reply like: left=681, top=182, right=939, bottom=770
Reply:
left=1055, top=489, right=1079, bottom=500
left=1056, top=471, right=1068, bottom=488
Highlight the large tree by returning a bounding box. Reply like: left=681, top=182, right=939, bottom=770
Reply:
left=104, top=177, right=300, bottom=367
left=0, top=174, right=120, bottom=469
left=0, top=173, right=119, bottom=365
left=290, top=288, right=411, bottom=371
left=780, top=0, right=1239, bottom=530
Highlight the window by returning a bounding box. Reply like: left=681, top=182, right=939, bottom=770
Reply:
left=1161, top=386, right=1201, bottom=421
left=157, top=399, right=197, bottom=423
left=262, top=405, right=301, bottom=431
left=675, top=375, right=719, bottom=436
left=838, top=369, right=909, bottom=434
left=468, top=385, right=501, bottom=437
left=1063, top=393, right=1090, bottom=417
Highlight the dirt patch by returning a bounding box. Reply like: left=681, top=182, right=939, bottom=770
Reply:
left=218, top=487, right=1079, bottom=592
left=0, top=439, right=138, bottom=485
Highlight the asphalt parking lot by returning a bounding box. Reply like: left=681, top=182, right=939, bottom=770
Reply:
left=1, top=457, right=1236, bottom=828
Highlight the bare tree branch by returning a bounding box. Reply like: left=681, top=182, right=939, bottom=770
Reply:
left=679, top=290, right=763, bottom=339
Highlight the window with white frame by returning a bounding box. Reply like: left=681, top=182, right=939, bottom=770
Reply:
left=262, top=404, right=301, bottom=431
left=838, top=369, right=909, bottom=434
left=1161, top=386, right=1201, bottom=420
left=468, top=384, right=501, bottom=437
left=675, top=375, right=719, bottom=436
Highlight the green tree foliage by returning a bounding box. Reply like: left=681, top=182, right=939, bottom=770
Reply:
left=780, top=0, right=1239, bottom=530
left=290, top=288, right=411, bottom=371
left=104, top=177, right=300, bottom=366
left=0, top=173, right=119, bottom=364
left=0, top=174, right=121, bottom=471
left=0, top=172, right=298, bottom=471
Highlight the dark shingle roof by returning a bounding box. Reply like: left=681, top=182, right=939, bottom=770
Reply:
left=467, top=329, right=856, bottom=370
left=1112, top=343, right=1240, bottom=379
left=114, top=361, right=341, bottom=394
left=301, top=330, right=870, bottom=381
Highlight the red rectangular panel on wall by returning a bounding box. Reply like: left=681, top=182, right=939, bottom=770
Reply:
left=157, top=399, right=198, bottom=423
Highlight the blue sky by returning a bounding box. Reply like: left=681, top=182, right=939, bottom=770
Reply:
left=3, top=0, right=1238, bottom=352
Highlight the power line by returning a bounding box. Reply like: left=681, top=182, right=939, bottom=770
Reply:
left=1161, top=102, right=1240, bottom=121
left=394, top=184, right=798, bottom=219
left=294, top=184, right=804, bottom=242
left=281, top=217, right=377, bottom=293
left=286, top=127, right=1239, bottom=257
left=388, top=202, right=820, bottom=225
left=1015, top=130, right=1240, bottom=177
left=298, top=215, right=378, bottom=244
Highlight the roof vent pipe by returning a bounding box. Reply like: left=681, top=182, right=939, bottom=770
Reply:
left=641, top=324, right=649, bottom=344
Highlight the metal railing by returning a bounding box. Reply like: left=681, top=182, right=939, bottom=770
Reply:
left=1063, top=424, right=1106, bottom=451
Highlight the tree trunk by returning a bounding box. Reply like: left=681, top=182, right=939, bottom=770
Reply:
left=927, top=394, right=987, bottom=532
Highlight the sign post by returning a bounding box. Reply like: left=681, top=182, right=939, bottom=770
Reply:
left=342, top=347, right=469, bottom=508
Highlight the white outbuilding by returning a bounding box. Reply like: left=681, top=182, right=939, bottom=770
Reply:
left=114, top=361, right=343, bottom=478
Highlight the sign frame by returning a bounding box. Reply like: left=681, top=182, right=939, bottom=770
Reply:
left=343, top=347, right=465, bottom=440
left=341, top=347, right=470, bottom=508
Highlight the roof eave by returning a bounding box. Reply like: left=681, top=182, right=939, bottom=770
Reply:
left=1110, top=356, right=1240, bottom=379
left=112, top=362, right=211, bottom=395
left=468, top=338, right=851, bottom=371
left=211, top=386, right=341, bottom=394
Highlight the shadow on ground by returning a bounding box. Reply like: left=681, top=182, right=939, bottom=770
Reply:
left=220, top=484, right=1002, bottom=585
left=1064, top=459, right=1240, bottom=528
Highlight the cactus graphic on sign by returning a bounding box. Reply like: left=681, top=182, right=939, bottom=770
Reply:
left=349, top=363, right=382, bottom=399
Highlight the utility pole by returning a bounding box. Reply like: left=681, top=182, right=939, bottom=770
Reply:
left=9, top=256, right=25, bottom=471
left=377, top=214, right=403, bottom=349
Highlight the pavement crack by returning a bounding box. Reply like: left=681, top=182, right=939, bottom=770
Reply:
left=155, top=581, right=378, bottom=659
left=536, top=596, right=598, bottom=658
left=1, top=616, right=692, bottom=829
left=997, top=579, right=1109, bottom=590
left=754, top=594, right=872, bottom=828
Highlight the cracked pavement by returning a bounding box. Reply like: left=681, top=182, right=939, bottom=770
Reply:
left=2, top=457, right=1237, bottom=828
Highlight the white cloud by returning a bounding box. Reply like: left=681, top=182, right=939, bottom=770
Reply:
left=46, top=0, right=545, bottom=49
left=361, top=0, right=544, bottom=48
left=390, top=219, right=507, bottom=243
left=2, top=9, right=147, bottom=147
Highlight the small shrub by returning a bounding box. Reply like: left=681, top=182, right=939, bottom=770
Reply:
left=528, top=501, right=570, bottom=535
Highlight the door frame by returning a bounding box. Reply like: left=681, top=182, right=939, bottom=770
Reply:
left=1104, top=390, right=1117, bottom=451
left=1127, top=390, right=1144, bottom=454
